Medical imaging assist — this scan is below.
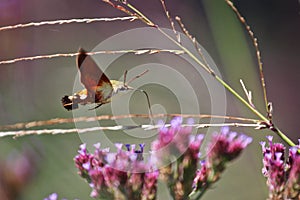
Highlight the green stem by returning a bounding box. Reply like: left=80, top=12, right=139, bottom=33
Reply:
left=215, top=77, right=267, bottom=121
left=160, top=27, right=296, bottom=147
left=121, top=2, right=297, bottom=147
left=156, top=27, right=268, bottom=121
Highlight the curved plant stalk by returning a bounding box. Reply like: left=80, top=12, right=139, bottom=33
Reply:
left=109, top=0, right=296, bottom=147
left=225, top=0, right=269, bottom=113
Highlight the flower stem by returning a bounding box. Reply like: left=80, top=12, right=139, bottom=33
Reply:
left=119, top=2, right=297, bottom=147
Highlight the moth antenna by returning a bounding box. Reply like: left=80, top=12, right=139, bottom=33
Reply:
left=126, top=69, right=149, bottom=85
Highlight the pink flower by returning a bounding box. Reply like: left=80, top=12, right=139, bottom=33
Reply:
left=74, top=142, right=157, bottom=199
left=207, top=127, right=252, bottom=170
left=261, top=136, right=300, bottom=199
left=192, top=127, right=252, bottom=197
left=74, top=119, right=252, bottom=199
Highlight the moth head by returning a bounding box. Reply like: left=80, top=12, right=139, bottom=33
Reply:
left=61, top=95, right=79, bottom=111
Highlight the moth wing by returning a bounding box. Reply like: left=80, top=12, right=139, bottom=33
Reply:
left=77, top=48, right=113, bottom=100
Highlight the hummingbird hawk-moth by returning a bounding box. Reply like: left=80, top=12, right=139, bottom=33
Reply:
left=62, top=48, right=148, bottom=111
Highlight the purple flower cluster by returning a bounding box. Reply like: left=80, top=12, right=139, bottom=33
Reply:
left=206, top=127, right=252, bottom=173
left=261, top=136, right=300, bottom=199
left=74, top=143, right=158, bottom=199
left=151, top=118, right=202, bottom=166
left=74, top=117, right=252, bottom=199
left=192, top=127, right=252, bottom=197
left=151, top=117, right=205, bottom=199
left=286, top=146, right=300, bottom=198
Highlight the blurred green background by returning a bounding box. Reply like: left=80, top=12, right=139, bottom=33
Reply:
left=0, top=0, right=299, bottom=199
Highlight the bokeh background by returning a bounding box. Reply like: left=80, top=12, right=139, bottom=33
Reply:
left=0, top=0, right=299, bottom=199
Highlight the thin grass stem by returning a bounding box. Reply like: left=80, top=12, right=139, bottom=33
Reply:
left=0, top=122, right=262, bottom=138
left=0, top=16, right=137, bottom=32
left=225, top=0, right=269, bottom=113
left=0, top=49, right=183, bottom=65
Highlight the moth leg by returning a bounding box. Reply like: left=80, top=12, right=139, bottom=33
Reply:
left=89, top=103, right=103, bottom=110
